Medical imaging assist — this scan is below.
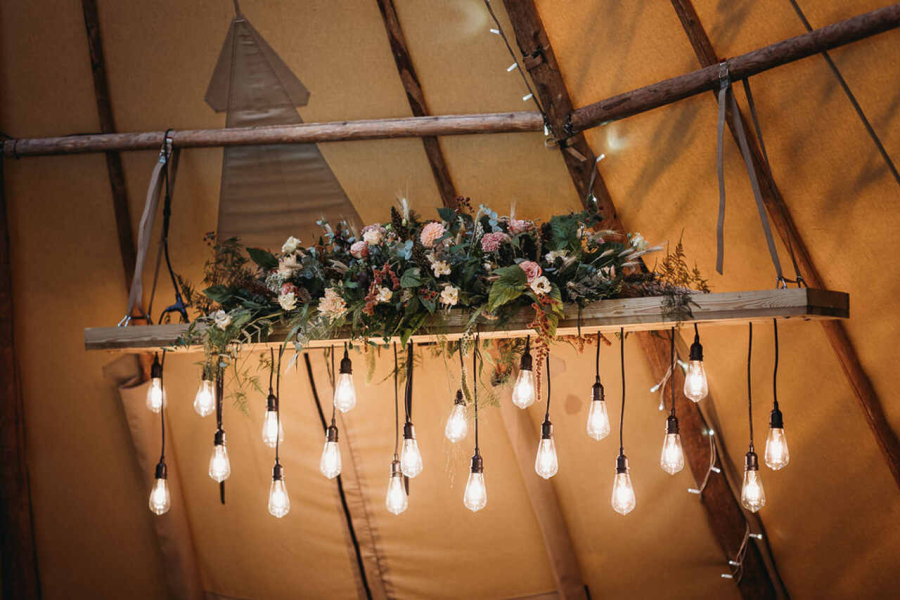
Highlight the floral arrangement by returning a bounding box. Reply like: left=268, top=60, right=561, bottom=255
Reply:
left=178, top=199, right=667, bottom=362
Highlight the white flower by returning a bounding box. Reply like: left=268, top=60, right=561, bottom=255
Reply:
left=282, top=236, right=301, bottom=255
left=376, top=286, right=393, bottom=303
left=483, top=262, right=493, bottom=272
left=545, top=250, right=568, bottom=263
left=630, top=233, right=649, bottom=251
left=431, top=260, right=451, bottom=277
left=279, top=292, right=297, bottom=311
left=213, top=310, right=231, bottom=330
left=362, top=227, right=384, bottom=246
left=530, top=276, right=552, bottom=295
left=440, top=285, right=459, bottom=307
left=317, top=288, right=346, bottom=319
left=277, top=254, right=300, bottom=278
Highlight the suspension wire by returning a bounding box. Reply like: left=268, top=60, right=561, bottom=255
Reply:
left=544, top=350, right=551, bottom=421
left=619, top=327, right=625, bottom=455
left=747, top=323, right=754, bottom=449
left=158, top=349, right=167, bottom=462
left=405, top=342, right=413, bottom=423
left=268, top=348, right=274, bottom=391
left=474, top=332, right=481, bottom=452
left=772, top=319, right=779, bottom=411
left=595, top=331, right=601, bottom=379
left=275, top=349, right=282, bottom=465
left=331, top=346, right=337, bottom=425
left=393, top=343, right=399, bottom=458
left=670, top=327, right=676, bottom=416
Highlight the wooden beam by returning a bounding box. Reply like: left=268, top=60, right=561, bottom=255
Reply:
left=83, top=288, right=849, bottom=352
left=0, top=156, right=42, bottom=599
left=81, top=0, right=138, bottom=292
left=375, top=0, right=457, bottom=208
left=5, top=3, right=900, bottom=158
left=498, top=3, right=781, bottom=596
left=669, top=0, right=900, bottom=489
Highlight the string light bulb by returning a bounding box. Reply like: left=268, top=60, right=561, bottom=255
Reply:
left=464, top=451, right=487, bottom=512
left=385, top=458, right=408, bottom=515
left=660, top=328, right=685, bottom=475
left=268, top=463, right=290, bottom=518
left=208, top=430, right=231, bottom=483
left=320, top=424, right=342, bottom=479
left=401, top=423, right=424, bottom=478
left=684, top=323, right=709, bottom=402
left=333, top=346, right=357, bottom=413
left=765, top=320, right=790, bottom=470
left=512, top=336, right=536, bottom=409
left=740, top=324, right=766, bottom=512
left=146, top=352, right=166, bottom=413
left=586, top=333, right=610, bottom=440
left=534, top=353, right=558, bottom=479
left=444, top=390, right=468, bottom=443
left=149, top=461, right=171, bottom=515
left=611, top=328, right=636, bottom=515
left=261, top=389, right=284, bottom=448
left=193, top=375, right=214, bottom=417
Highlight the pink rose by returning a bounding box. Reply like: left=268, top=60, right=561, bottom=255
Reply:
left=420, top=222, right=446, bottom=248
left=480, top=232, right=509, bottom=253
left=350, top=240, right=369, bottom=259
left=509, top=219, right=532, bottom=235
left=518, top=261, right=542, bottom=282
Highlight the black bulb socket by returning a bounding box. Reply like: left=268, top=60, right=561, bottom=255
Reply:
left=403, top=422, right=415, bottom=440
left=266, top=390, right=277, bottom=411
left=214, top=429, right=226, bottom=446
left=272, top=463, right=284, bottom=481
left=591, top=377, right=605, bottom=402
left=745, top=450, right=759, bottom=471
left=150, top=355, right=163, bottom=380
left=470, top=452, right=484, bottom=474
left=666, top=414, right=680, bottom=435
left=339, top=350, right=353, bottom=375
left=519, top=350, right=533, bottom=372
left=454, top=389, right=465, bottom=405
left=326, top=424, right=339, bottom=443
left=541, top=419, right=554, bottom=440
left=616, top=454, right=629, bottom=474
left=155, top=460, right=168, bottom=480
left=689, top=337, right=704, bottom=362
left=769, top=406, right=784, bottom=429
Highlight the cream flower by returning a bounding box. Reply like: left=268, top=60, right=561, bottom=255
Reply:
left=530, top=276, right=552, bottom=295
left=279, top=292, right=297, bottom=311
left=277, top=253, right=300, bottom=278
left=420, top=222, right=446, bottom=248
left=362, top=225, right=385, bottom=246
left=440, top=285, right=459, bottom=307
left=630, top=233, right=649, bottom=251
left=545, top=250, right=568, bottom=263
left=213, top=310, right=231, bottom=330
left=431, top=260, right=451, bottom=277
left=350, top=240, right=369, bottom=259
left=318, top=288, right=346, bottom=319
left=376, top=286, right=393, bottom=304
left=282, top=236, right=302, bottom=255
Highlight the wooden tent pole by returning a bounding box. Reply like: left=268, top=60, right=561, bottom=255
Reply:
left=669, top=0, right=900, bottom=490
left=4, top=3, right=899, bottom=158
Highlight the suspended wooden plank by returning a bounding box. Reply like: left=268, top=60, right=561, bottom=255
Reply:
left=84, top=288, right=848, bottom=352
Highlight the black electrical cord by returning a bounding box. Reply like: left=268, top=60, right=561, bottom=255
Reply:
left=158, top=349, right=167, bottom=463
left=670, top=327, right=676, bottom=416
left=747, top=323, right=754, bottom=449
left=474, top=333, right=480, bottom=453
left=275, top=349, right=282, bottom=466
left=772, top=319, right=779, bottom=412
left=405, top=342, right=413, bottom=424
left=393, top=343, right=399, bottom=458
left=619, top=327, right=625, bottom=455
left=595, top=332, right=600, bottom=379
left=331, top=347, right=338, bottom=426
left=544, top=350, right=551, bottom=421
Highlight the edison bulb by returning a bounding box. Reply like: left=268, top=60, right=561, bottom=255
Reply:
left=400, top=426, right=424, bottom=478
left=386, top=465, right=408, bottom=515
left=333, top=372, right=357, bottom=413
left=268, top=477, right=290, bottom=518
left=148, top=478, right=170, bottom=515
left=320, top=439, right=342, bottom=479
left=660, top=433, right=685, bottom=475
left=512, top=369, right=536, bottom=409
left=741, top=468, right=766, bottom=512
left=208, top=444, right=231, bottom=482
left=586, top=400, right=610, bottom=441
left=611, top=472, right=636, bottom=515
left=464, top=471, right=487, bottom=512
left=193, top=379, right=215, bottom=417
left=146, top=378, right=166, bottom=413
left=261, top=409, right=284, bottom=448
left=765, top=428, right=790, bottom=470
left=445, top=402, right=468, bottom=443
left=683, top=360, right=708, bottom=402
left=534, top=436, right=559, bottom=479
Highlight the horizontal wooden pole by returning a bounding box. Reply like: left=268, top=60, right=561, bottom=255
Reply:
left=84, top=288, right=848, bottom=352
left=6, top=4, right=899, bottom=158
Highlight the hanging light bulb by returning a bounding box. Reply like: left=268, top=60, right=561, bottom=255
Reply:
left=268, top=463, right=291, bottom=518
left=333, top=346, right=357, bottom=413
left=261, top=389, right=284, bottom=448
left=587, top=335, right=610, bottom=441
left=193, top=376, right=215, bottom=417
left=148, top=461, right=171, bottom=515
left=146, top=353, right=166, bottom=413
left=444, top=390, right=468, bottom=443
left=320, top=424, right=342, bottom=479
left=512, top=336, right=536, bottom=409
left=208, top=430, right=231, bottom=482
left=464, top=451, right=487, bottom=512
left=534, top=419, right=559, bottom=479
left=611, top=454, right=636, bottom=515
left=385, top=458, right=408, bottom=515
left=684, top=324, right=709, bottom=402
left=765, top=321, right=790, bottom=470
left=400, top=423, right=424, bottom=478
left=660, top=415, right=685, bottom=475
left=741, top=450, right=766, bottom=512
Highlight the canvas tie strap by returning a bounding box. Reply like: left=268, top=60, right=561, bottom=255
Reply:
left=715, top=63, right=785, bottom=284
left=118, top=135, right=180, bottom=326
